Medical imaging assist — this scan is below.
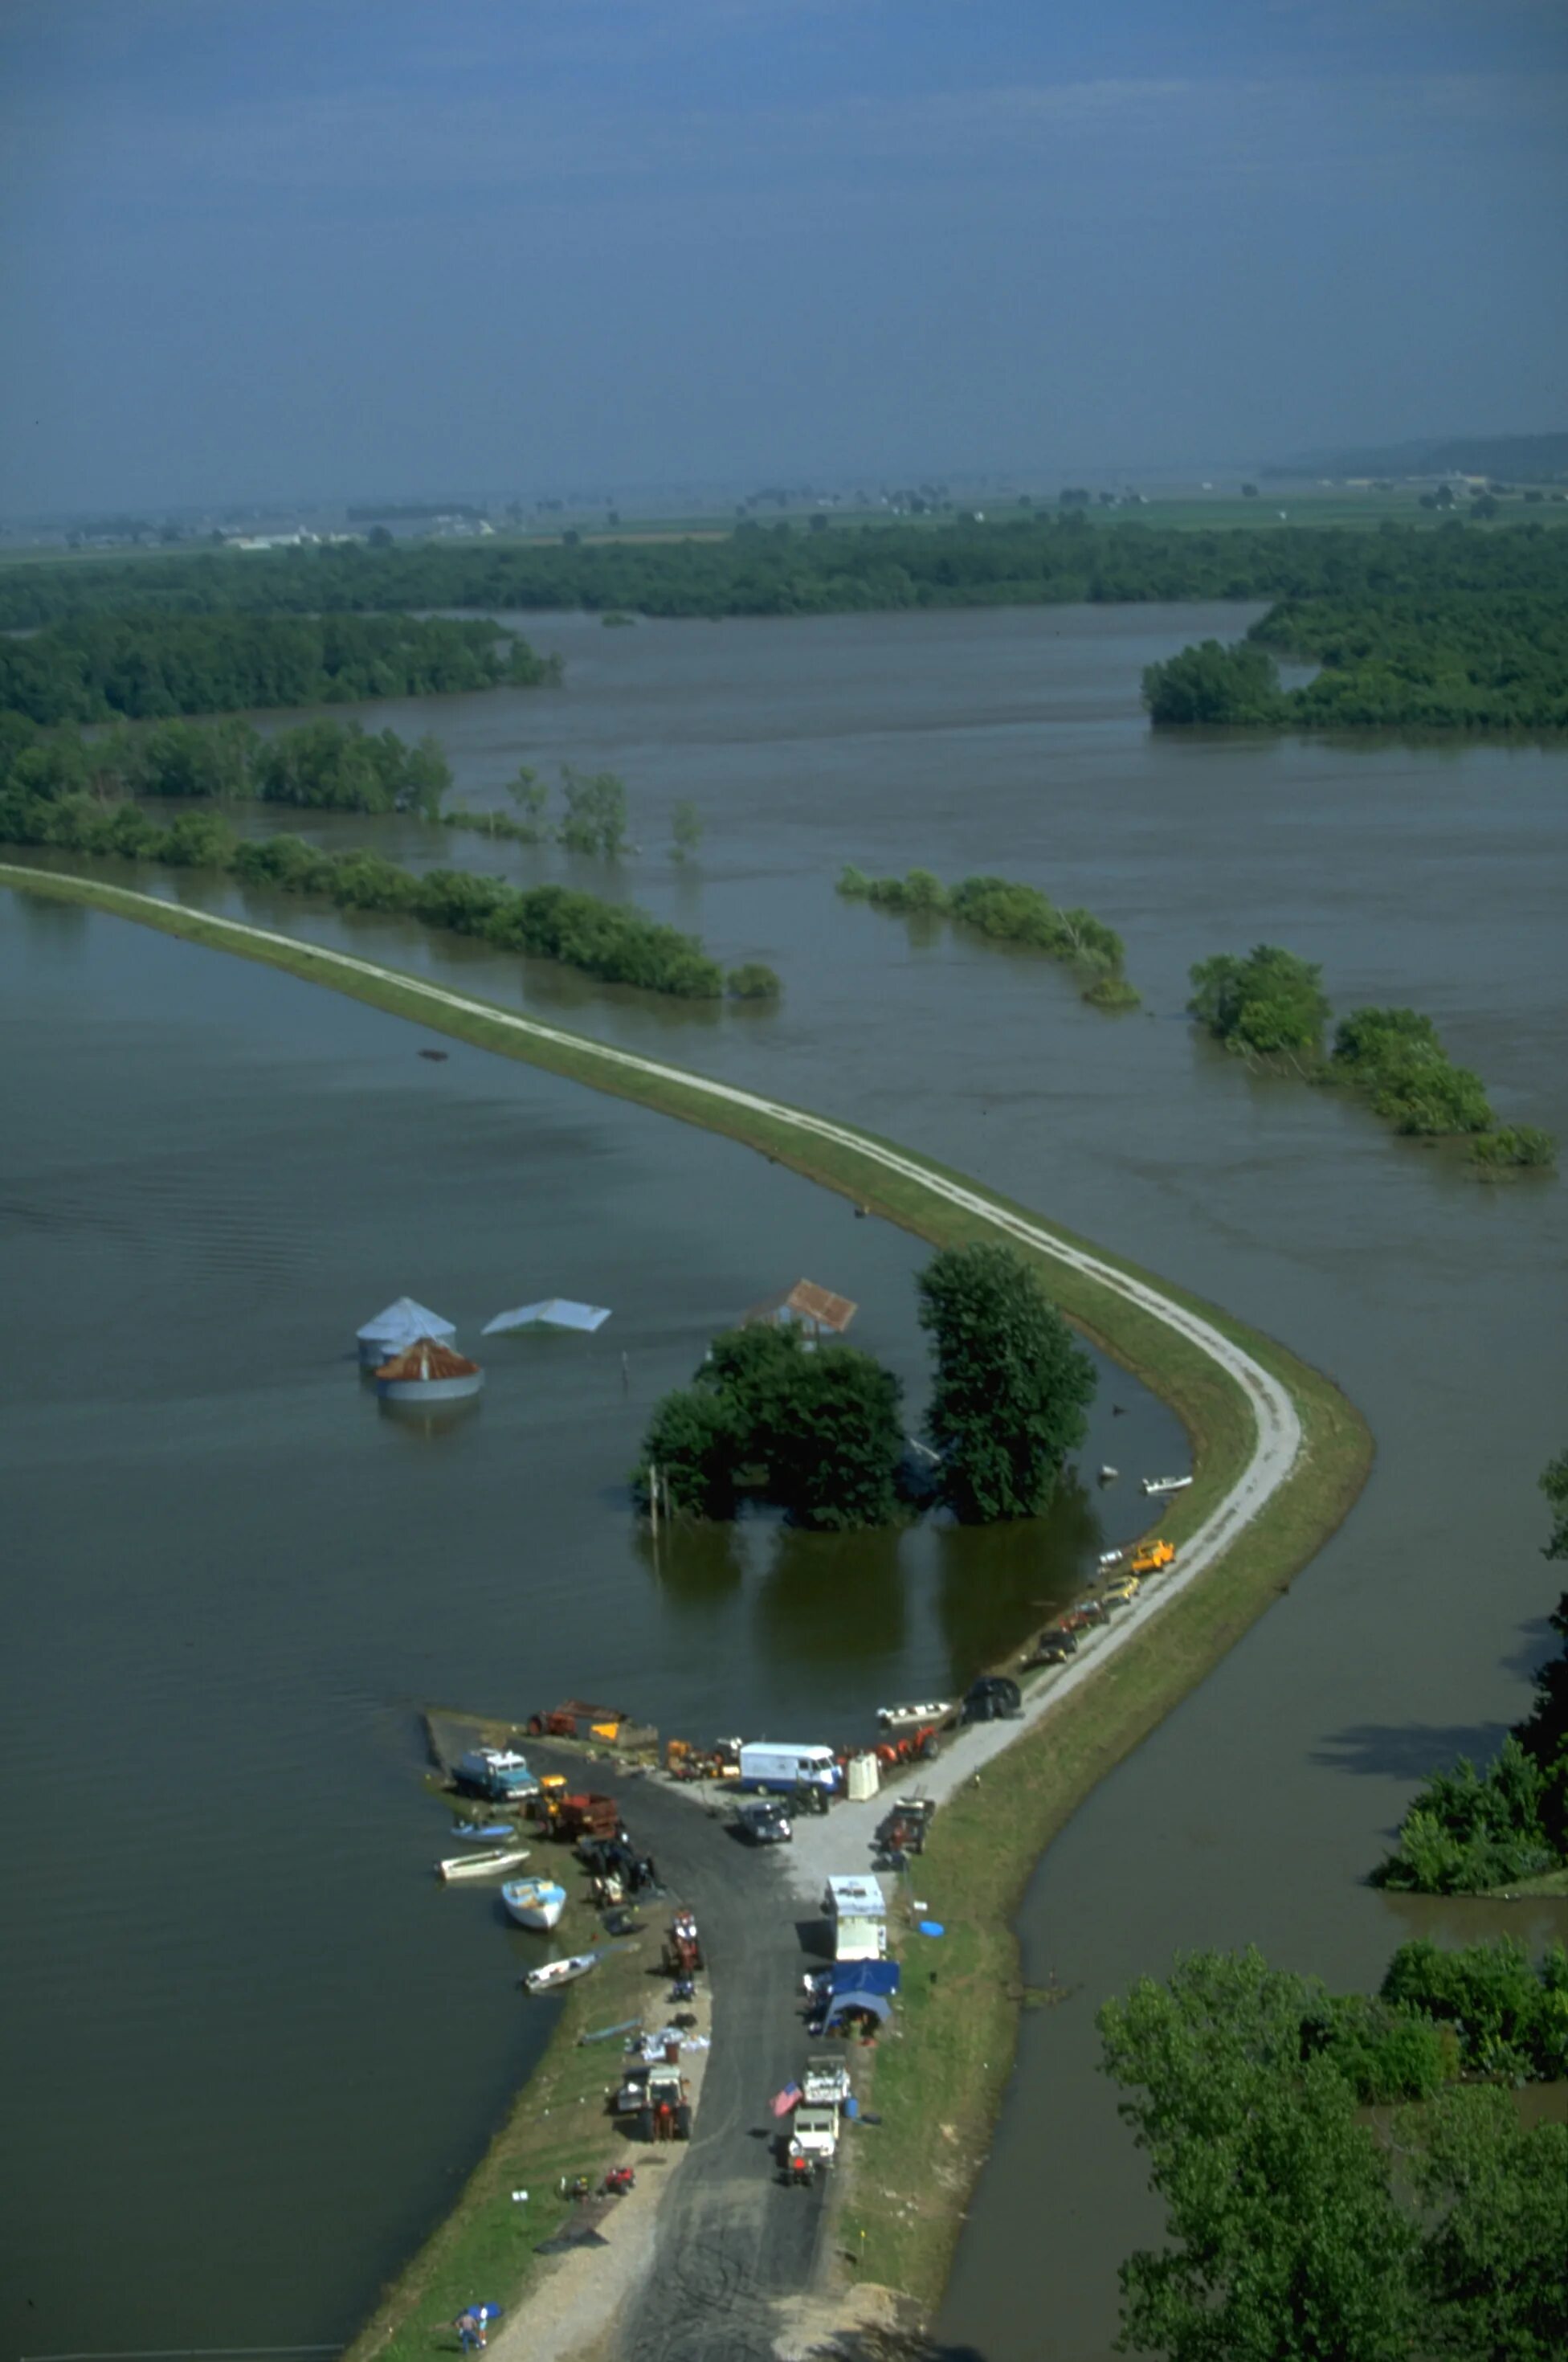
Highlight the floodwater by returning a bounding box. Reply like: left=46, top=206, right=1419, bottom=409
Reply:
left=4, top=599, right=1567, bottom=2360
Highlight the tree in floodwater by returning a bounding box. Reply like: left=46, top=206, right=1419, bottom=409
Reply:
left=1189, top=943, right=1331, bottom=1060
left=635, top=1322, right=903, bottom=1530
left=1098, top=1947, right=1568, bottom=2362
left=558, top=764, right=627, bottom=856
left=505, top=762, right=549, bottom=838
left=670, top=799, right=703, bottom=860
left=917, top=1241, right=1095, bottom=1522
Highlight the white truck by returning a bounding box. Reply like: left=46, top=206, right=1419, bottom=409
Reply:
left=823, top=1873, right=888, bottom=1961
left=786, top=2104, right=840, bottom=2168
left=738, top=1742, right=842, bottom=1796
left=802, top=2053, right=852, bottom=2108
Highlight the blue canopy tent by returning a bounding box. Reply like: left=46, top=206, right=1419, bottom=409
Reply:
left=823, top=1958, right=901, bottom=2029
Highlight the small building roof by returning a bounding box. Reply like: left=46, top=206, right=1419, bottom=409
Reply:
left=481, top=1298, right=611, bottom=1336
left=742, top=1279, right=858, bottom=1334
left=374, top=1337, right=480, bottom=1382
left=358, top=1295, right=455, bottom=1345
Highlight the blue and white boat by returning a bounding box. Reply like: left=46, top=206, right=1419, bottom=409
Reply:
left=452, top=1821, right=517, bottom=1842
left=501, top=1875, right=567, bottom=1931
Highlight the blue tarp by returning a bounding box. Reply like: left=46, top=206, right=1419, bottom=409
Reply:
left=481, top=1298, right=612, bottom=1336
left=829, top=1959, right=901, bottom=1999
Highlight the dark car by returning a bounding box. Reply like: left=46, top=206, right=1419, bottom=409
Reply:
left=962, top=1674, right=1023, bottom=1724
left=738, top=1800, right=794, bottom=1844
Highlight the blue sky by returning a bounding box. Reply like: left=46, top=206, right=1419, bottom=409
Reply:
left=2, top=0, right=1564, bottom=510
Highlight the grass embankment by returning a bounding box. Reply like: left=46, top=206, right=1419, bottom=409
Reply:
left=2, top=864, right=1374, bottom=2328
left=842, top=1344, right=1369, bottom=2311
left=347, top=1894, right=651, bottom=2362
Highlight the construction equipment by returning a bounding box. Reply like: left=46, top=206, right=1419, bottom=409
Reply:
left=662, top=1910, right=704, bottom=1976
left=1129, top=1539, right=1176, bottom=1578
left=529, top=1699, right=627, bottom=1743
left=873, top=1722, right=942, bottom=1770
left=878, top=1796, right=936, bottom=1860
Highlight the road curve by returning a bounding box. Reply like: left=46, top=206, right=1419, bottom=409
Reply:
left=0, top=872, right=1304, bottom=1624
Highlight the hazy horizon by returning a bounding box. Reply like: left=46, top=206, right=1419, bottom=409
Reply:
left=2, top=0, right=1566, bottom=516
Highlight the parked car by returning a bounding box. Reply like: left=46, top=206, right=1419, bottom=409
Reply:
left=962, top=1674, right=1023, bottom=1724
left=738, top=1800, right=794, bottom=1845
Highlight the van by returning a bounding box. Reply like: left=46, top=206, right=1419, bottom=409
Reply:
left=737, top=1743, right=842, bottom=1796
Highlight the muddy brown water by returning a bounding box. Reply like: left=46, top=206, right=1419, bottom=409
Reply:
left=3, top=600, right=1566, bottom=2360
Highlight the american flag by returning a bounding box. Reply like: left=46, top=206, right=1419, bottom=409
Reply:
left=771, top=2081, right=802, bottom=2117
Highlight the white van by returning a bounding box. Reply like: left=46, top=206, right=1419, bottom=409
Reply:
left=738, top=1742, right=841, bottom=1796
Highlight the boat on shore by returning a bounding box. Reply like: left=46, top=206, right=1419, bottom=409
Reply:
left=451, top=1820, right=517, bottom=1842
left=1140, top=1473, right=1192, bottom=1496
left=437, top=1847, right=530, bottom=1882
left=502, top=1875, right=567, bottom=1930
left=522, top=1951, right=598, bottom=1995
left=876, top=1698, right=953, bottom=1730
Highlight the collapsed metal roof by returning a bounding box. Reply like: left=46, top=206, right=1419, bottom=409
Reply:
left=742, top=1278, right=858, bottom=1335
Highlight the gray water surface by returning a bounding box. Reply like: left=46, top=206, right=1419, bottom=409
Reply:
left=4, top=599, right=1566, bottom=2360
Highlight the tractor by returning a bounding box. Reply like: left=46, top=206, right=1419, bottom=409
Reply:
left=662, top=1910, right=704, bottom=1976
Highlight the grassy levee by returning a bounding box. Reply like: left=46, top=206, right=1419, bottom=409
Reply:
left=345, top=1903, right=655, bottom=2362
left=2, top=862, right=1373, bottom=2330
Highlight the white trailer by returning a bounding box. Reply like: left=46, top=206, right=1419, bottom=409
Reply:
left=823, top=1874, right=888, bottom=1961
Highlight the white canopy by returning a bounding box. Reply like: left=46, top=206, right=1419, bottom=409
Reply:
left=357, top=1296, right=455, bottom=1347
left=481, top=1299, right=611, bottom=1336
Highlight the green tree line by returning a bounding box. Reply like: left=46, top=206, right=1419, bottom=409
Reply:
left=1145, top=588, right=1568, bottom=734
left=0, top=611, right=559, bottom=723
left=1188, top=945, right=1557, bottom=1170
left=1374, top=1452, right=1568, bottom=1894
left=1100, top=1941, right=1568, bottom=2361
left=0, top=724, right=771, bottom=1003
left=837, top=865, right=1137, bottom=1007
left=4, top=513, right=1566, bottom=632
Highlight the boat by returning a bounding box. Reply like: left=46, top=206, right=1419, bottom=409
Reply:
left=522, top=1951, right=599, bottom=1996
left=876, top=1699, right=953, bottom=1730
left=1139, top=1474, right=1192, bottom=1496
left=501, top=1875, right=568, bottom=1931
left=451, top=1821, right=517, bottom=1842
left=437, top=1847, right=530, bottom=1882
left=1097, top=1465, right=1119, bottom=1483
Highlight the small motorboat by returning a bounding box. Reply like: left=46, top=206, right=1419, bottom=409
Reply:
left=1140, top=1474, right=1192, bottom=1497
left=876, top=1699, right=953, bottom=1730
left=451, top=1821, right=517, bottom=1843
left=523, top=1950, right=598, bottom=1996
left=1096, top=1465, right=1119, bottom=1484
left=437, top=1847, right=530, bottom=1882
left=502, top=1875, right=567, bottom=1931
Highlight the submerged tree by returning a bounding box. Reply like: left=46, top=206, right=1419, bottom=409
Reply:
left=558, top=764, right=627, bottom=856
left=1189, top=943, right=1331, bottom=1059
left=635, top=1322, right=903, bottom=1531
left=917, top=1241, right=1095, bottom=1522
left=670, top=799, right=703, bottom=860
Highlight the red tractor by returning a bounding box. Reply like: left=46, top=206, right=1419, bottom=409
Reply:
left=662, top=1910, right=704, bottom=1976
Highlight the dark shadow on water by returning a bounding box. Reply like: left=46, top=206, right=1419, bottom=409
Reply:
left=635, top=1521, right=749, bottom=1612
left=1501, top=1613, right=1561, bottom=1686
left=933, top=1475, right=1101, bottom=1686
left=1311, top=1722, right=1511, bottom=1778
left=755, top=1524, right=909, bottom=1669
left=806, top=2334, right=988, bottom=2362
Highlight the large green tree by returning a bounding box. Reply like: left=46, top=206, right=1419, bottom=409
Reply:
left=1099, top=1950, right=1421, bottom=2362
left=917, top=1241, right=1095, bottom=1522
left=1189, top=944, right=1332, bottom=1058
left=635, top=1322, right=904, bottom=1531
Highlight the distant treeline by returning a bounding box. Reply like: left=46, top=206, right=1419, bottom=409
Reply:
left=3, top=514, right=1566, bottom=632
left=0, top=720, right=770, bottom=1003
left=837, top=866, right=1137, bottom=1008
left=1189, top=945, right=1556, bottom=1170
left=1145, top=590, right=1568, bottom=734
left=0, top=713, right=454, bottom=815
left=0, top=611, right=559, bottom=724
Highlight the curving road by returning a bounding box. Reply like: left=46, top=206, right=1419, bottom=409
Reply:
left=3, top=873, right=1313, bottom=2357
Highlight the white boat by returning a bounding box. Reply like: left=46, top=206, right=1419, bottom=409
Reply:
left=1140, top=1474, right=1192, bottom=1496
left=876, top=1699, right=953, bottom=1730
left=1098, top=1547, right=1125, bottom=1568
left=501, top=1875, right=567, bottom=1931
left=437, top=1847, right=530, bottom=1882
left=523, top=1951, right=598, bottom=1996
left=1097, top=1465, right=1119, bottom=1482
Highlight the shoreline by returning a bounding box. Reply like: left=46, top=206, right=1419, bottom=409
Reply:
left=2, top=863, right=1374, bottom=2347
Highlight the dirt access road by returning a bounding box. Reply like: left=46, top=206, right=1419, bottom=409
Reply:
left=521, top=1749, right=839, bottom=2362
